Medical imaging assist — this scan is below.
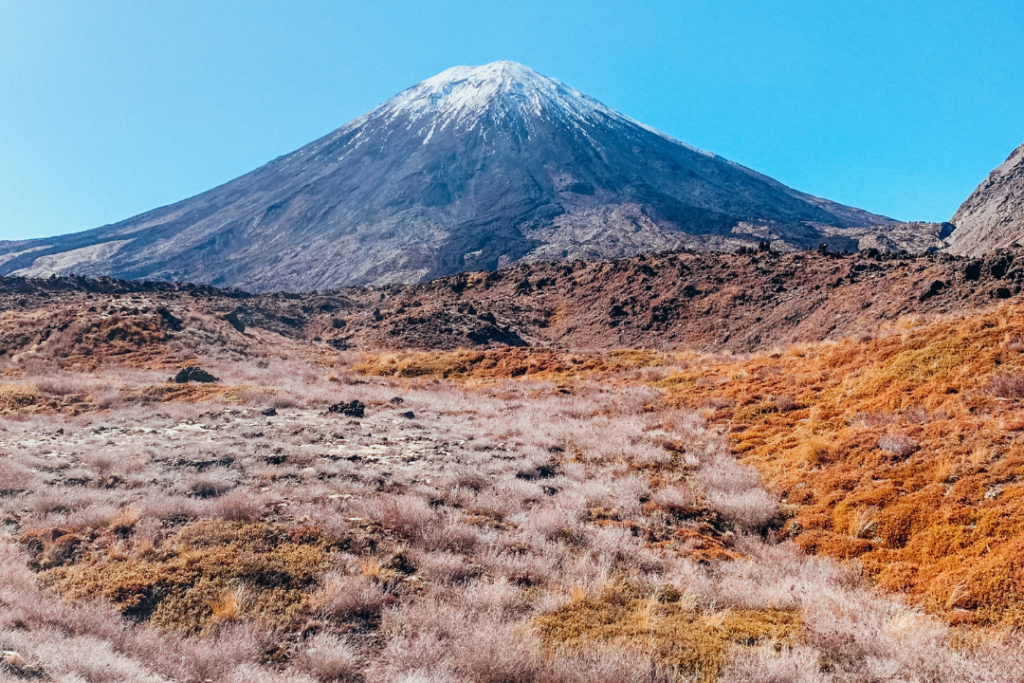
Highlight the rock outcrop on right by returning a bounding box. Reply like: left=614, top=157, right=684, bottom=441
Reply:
left=948, top=142, right=1024, bottom=256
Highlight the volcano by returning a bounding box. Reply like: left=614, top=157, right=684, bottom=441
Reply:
left=0, top=61, right=897, bottom=291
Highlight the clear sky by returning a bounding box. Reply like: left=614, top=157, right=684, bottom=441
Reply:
left=1, top=0, right=1022, bottom=241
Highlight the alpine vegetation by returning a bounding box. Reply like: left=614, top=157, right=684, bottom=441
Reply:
left=0, top=324, right=1021, bottom=682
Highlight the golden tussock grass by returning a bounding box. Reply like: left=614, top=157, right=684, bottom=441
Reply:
left=37, top=520, right=331, bottom=635
left=128, top=383, right=246, bottom=404
left=664, top=302, right=1024, bottom=627
left=533, top=582, right=801, bottom=682
left=353, top=347, right=664, bottom=380
left=605, top=349, right=665, bottom=367
left=0, top=384, right=41, bottom=412
left=51, top=314, right=174, bottom=371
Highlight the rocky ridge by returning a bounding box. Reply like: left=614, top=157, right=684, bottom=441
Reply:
left=948, top=142, right=1024, bottom=256
left=1, top=247, right=1020, bottom=358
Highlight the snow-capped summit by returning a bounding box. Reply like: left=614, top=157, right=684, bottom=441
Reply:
left=0, top=62, right=896, bottom=291
left=373, top=61, right=616, bottom=132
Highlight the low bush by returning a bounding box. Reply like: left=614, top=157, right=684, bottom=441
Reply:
left=878, top=432, right=919, bottom=458
left=213, top=491, right=264, bottom=522
left=317, top=572, right=390, bottom=623
left=986, top=371, right=1024, bottom=400
left=290, top=633, right=361, bottom=682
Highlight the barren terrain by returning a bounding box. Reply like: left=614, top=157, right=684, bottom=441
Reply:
left=1, top=247, right=1022, bottom=358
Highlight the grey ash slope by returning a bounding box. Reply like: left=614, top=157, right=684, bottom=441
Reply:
left=1, top=61, right=896, bottom=291
left=948, top=141, right=1024, bottom=256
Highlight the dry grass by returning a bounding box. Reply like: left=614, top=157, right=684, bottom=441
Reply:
left=664, top=301, right=1024, bottom=627
left=987, top=371, right=1024, bottom=399
left=534, top=582, right=800, bottom=682
left=0, top=367, right=792, bottom=680
left=35, top=520, right=331, bottom=634
left=0, top=384, right=41, bottom=412
left=2, top=307, right=174, bottom=372
left=353, top=347, right=664, bottom=381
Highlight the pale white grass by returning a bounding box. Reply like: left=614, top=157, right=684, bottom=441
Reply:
left=290, top=633, right=361, bottom=682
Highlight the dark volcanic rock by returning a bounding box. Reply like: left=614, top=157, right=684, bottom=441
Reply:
left=157, top=306, right=183, bottom=331
left=173, top=367, right=219, bottom=384
left=222, top=310, right=245, bottom=333
left=0, top=62, right=899, bottom=292
left=919, top=279, right=946, bottom=301
left=327, top=400, right=365, bottom=418
left=2, top=247, right=1021, bottom=356
left=466, top=324, right=527, bottom=346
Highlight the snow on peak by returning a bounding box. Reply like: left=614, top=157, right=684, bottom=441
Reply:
left=328, top=61, right=712, bottom=157
left=368, top=60, right=622, bottom=132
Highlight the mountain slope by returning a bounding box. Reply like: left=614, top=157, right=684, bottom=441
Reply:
left=0, top=61, right=896, bottom=291
left=948, top=141, right=1024, bottom=256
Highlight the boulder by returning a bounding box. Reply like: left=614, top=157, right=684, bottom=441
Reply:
left=174, top=367, right=220, bottom=384
left=327, top=400, right=365, bottom=417
left=222, top=310, right=245, bottom=333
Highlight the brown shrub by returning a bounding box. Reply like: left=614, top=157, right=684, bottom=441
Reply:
left=0, top=458, right=43, bottom=495
left=448, top=620, right=542, bottom=683
left=213, top=491, right=264, bottom=522
left=186, top=472, right=235, bottom=498
left=363, top=494, right=436, bottom=538
left=290, top=633, right=361, bottom=682
left=849, top=410, right=895, bottom=427
left=773, top=394, right=798, bottom=413
left=316, top=573, right=389, bottom=623
left=651, top=485, right=697, bottom=515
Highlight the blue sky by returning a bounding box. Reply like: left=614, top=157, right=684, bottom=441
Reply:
left=1, top=0, right=1022, bottom=241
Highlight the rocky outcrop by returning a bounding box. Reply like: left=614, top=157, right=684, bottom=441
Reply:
left=173, top=367, right=219, bottom=384
left=948, top=142, right=1024, bottom=256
